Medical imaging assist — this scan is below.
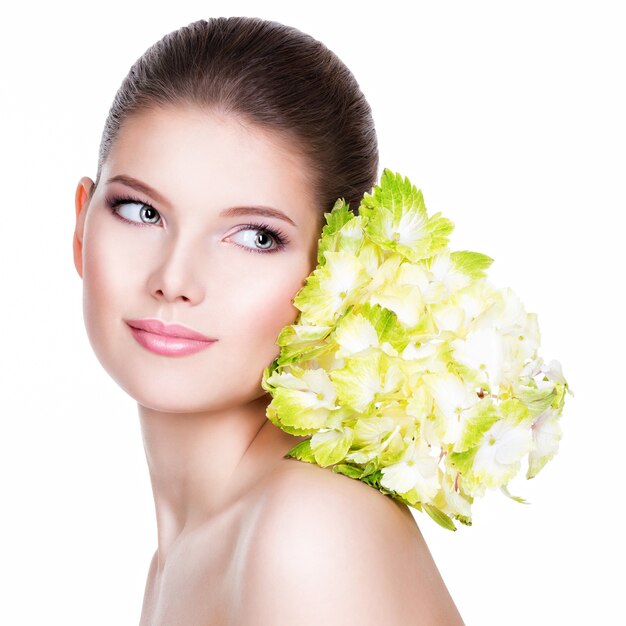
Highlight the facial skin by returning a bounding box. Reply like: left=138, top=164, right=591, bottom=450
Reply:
left=75, top=105, right=322, bottom=413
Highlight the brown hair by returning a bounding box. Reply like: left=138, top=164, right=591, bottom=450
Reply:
left=92, top=16, right=379, bottom=215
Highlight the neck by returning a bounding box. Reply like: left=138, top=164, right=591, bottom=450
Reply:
left=138, top=393, right=299, bottom=564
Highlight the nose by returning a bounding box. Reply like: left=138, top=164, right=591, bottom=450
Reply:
left=146, top=235, right=206, bottom=304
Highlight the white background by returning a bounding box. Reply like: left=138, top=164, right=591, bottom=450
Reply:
left=1, top=1, right=623, bottom=624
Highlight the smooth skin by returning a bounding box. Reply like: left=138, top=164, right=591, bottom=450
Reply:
left=73, top=104, right=464, bottom=625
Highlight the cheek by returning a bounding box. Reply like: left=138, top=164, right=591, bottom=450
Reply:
left=230, top=258, right=310, bottom=356
left=81, top=216, right=135, bottom=371
left=83, top=227, right=111, bottom=324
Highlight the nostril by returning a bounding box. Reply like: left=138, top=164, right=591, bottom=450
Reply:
left=151, top=283, right=201, bottom=304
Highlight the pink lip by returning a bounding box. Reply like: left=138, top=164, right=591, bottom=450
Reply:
left=125, top=318, right=217, bottom=357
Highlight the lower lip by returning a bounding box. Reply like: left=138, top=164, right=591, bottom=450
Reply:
left=127, top=325, right=217, bottom=356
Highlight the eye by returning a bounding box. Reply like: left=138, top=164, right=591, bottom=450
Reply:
left=229, top=223, right=288, bottom=254
left=107, top=196, right=162, bottom=226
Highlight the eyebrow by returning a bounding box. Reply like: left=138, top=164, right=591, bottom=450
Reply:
left=106, top=174, right=297, bottom=227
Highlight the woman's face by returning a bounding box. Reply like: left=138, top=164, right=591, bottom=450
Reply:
left=73, top=105, right=323, bottom=412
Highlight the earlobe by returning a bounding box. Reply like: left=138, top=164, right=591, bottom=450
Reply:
left=73, top=176, right=94, bottom=279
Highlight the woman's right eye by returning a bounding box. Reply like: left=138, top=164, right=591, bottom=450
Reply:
left=108, top=197, right=162, bottom=226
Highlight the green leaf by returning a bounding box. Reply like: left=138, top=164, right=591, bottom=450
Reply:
left=323, top=197, right=356, bottom=233
left=311, top=427, right=353, bottom=467
left=330, top=353, right=383, bottom=413
left=359, top=169, right=454, bottom=262
left=423, top=503, right=457, bottom=531
left=450, top=250, right=494, bottom=278
left=317, top=198, right=356, bottom=265
left=284, top=439, right=316, bottom=463
left=448, top=447, right=478, bottom=475
left=359, top=169, right=426, bottom=221
left=358, top=302, right=408, bottom=351
left=332, top=463, right=364, bottom=479
left=500, top=397, right=532, bottom=426
left=516, top=384, right=558, bottom=418
left=455, top=399, right=500, bottom=452
left=360, top=468, right=383, bottom=487
left=500, top=485, right=529, bottom=504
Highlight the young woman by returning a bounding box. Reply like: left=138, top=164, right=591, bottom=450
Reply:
left=73, top=17, right=464, bottom=625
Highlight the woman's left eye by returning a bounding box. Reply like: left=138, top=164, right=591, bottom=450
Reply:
left=229, top=224, right=288, bottom=254
left=107, top=197, right=162, bottom=226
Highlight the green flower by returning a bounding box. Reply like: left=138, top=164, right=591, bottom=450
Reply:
left=261, top=169, right=572, bottom=530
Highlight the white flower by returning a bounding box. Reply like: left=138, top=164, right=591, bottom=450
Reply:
left=470, top=419, right=534, bottom=492
left=380, top=439, right=440, bottom=503
left=421, top=372, right=480, bottom=445
left=527, top=407, right=563, bottom=478
left=260, top=168, right=569, bottom=530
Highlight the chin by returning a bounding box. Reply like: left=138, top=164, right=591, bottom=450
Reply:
left=112, top=369, right=266, bottom=415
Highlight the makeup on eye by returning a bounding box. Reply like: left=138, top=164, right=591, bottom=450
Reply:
left=106, top=194, right=162, bottom=227
left=104, top=194, right=290, bottom=254
left=230, top=221, right=289, bottom=254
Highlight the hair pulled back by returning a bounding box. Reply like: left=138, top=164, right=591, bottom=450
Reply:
left=94, top=17, right=379, bottom=215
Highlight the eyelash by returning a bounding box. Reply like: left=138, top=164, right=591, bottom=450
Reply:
left=104, top=194, right=290, bottom=255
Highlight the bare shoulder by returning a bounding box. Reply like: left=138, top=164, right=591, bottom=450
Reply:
left=237, top=461, right=464, bottom=626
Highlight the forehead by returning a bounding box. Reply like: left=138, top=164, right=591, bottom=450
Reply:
left=103, top=105, right=319, bottom=222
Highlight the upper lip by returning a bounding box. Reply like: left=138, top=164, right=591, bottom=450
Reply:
left=125, top=318, right=216, bottom=341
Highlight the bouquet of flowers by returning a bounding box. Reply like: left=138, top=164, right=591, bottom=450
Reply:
left=261, top=169, right=571, bottom=530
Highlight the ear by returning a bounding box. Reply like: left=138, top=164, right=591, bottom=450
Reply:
left=73, top=176, right=95, bottom=278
